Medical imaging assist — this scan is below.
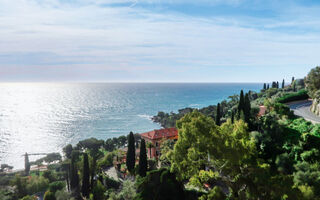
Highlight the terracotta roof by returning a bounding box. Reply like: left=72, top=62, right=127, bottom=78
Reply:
left=140, top=128, right=178, bottom=140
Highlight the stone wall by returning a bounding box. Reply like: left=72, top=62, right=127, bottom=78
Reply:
left=311, top=98, right=320, bottom=116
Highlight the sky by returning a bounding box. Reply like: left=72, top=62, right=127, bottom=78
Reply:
left=0, top=0, right=320, bottom=82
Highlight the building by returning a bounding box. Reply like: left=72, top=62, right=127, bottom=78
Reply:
left=140, top=128, right=178, bottom=159
left=258, top=105, right=267, bottom=117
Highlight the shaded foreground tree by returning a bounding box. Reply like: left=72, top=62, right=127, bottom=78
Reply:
left=126, top=132, right=136, bottom=173
left=82, top=153, right=90, bottom=197
left=70, top=152, right=80, bottom=199
left=138, top=139, right=147, bottom=177
left=215, top=103, right=221, bottom=126
left=24, top=153, right=30, bottom=176
left=135, top=168, right=185, bottom=200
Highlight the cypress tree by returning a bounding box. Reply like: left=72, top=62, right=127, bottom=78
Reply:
left=282, top=79, right=285, bottom=88
left=267, top=84, right=270, bottom=89
left=276, top=81, right=279, bottom=89
left=237, top=90, right=244, bottom=119
left=215, top=103, right=221, bottom=126
left=244, top=93, right=251, bottom=124
left=82, top=153, right=90, bottom=197
left=292, top=77, right=295, bottom=84
left=231, top=110, right=234, bottom=124
left=70, top=152, right=80, bottom=199
left=263, top=83, right=266, bottom=90
left=126, top=132, right=136, bottom=173
left=293, top=82, right=296, bottom=92
left=138, top=139, right=148, bottom=177
left=24, top=153, right=30, bottom=176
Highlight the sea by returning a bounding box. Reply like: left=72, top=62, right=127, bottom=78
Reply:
left=0, top=83, right=262, bottom=169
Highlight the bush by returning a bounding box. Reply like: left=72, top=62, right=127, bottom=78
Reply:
left=44, top=190, right=56, bottom=200
left=277, top=89, right=309, bottom=103
left=49, top=181, right=65, bottom=193
left=104, top=176, right=121, bottom=189
left=97, top=152, right=115, bottom=169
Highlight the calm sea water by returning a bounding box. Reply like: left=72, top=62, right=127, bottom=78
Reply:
left=0, top=83, right=261, bottom=169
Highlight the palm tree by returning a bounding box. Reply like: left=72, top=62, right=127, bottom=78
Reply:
left=146, top=142, right=154, bottom=158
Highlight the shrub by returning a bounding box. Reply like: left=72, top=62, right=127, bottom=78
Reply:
left=49, top=181, right=65, bottom=193
left=44, top=190, right=56, bottom=200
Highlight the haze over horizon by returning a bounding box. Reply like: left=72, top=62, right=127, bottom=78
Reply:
left=0, top=0, right=319, bottom=82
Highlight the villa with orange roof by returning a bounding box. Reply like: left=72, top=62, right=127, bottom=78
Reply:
left=140, top=128, right=178, bottom=159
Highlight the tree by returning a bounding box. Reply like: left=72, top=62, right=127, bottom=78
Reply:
left=263, top=83, right=266, bottom=90
left=91, top=180, right=106, bottom=200
left=277, top=81, right=279, bottom=88
left=267, top=84, right=270, bottom=89
left=126, top=132, right=136, bottom=173
left=138, top=139, right=148, bottom=177
left=43, top=191, right=55, bottom=200
left=69, top=152, right=80, bottom=199
left=63, top=144, right=73, bottom=159
left=215, top=103, right=221, bottom=126
left=244, top=93, right=251, bottom=124
left=136, top=169, right=185, bottom=200
left=24, top=153, right=30, bottom=176
left=231, top=110, right=234, bottom=124
left=237, top=90, right=244, bottom=119
left=305, top=66, right=320, bottom=98
left=282, top=79, right=285, bottom=88
left=147, top=142, right=154, bottom=158
left=292, top=77, right=295, bottom=84
left=82, top=153, right=90, bottom=197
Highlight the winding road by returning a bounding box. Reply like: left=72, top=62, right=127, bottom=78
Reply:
left=287, top=100, right=320, bottom=124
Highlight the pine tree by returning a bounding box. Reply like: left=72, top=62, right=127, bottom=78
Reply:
left=24, top=153, right=30, bottom=176
left=126, top=132, right=136, bottom=173
left=215, top=103, right=221, bottom=126
left=138, top=139, right=148, bottom=177
left=263, top=83, right=266, bottom=90
left=282, top=79, right=285, bottom=88
left=237, top=90, right=245, bottom=119
left=82, top=153, right=90, bottom=197
left=244, top=93, right=251, bottom=124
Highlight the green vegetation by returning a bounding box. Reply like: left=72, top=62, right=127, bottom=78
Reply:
left=138, top=139, right=147, bottom=177
left=126, top=132, right=136, bottom=173
left=277, top=89, right=309, bottom=103
left=3, top=66, right=320, bottom=199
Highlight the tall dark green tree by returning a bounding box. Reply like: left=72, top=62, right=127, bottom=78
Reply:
left=244, top=93, right=251, bottom=124
left=24, top=153, right=30, bottom=176
left=267, top=84, right=270, bottom=89
left=276, top=81, right=279, bottom=89
left=138, top=139, right=148, bottom=177
left=126, top=132, right=136, bottom=173
left=292, top=77, right=295, bottom=84
left=263, top=83, right=266, bottom=90
left=215, top=103, right=221, bottom=126
left=282, top=79, right=285, bottom=88
left=70, top=152, right=80, bottom=195
left=82, top=153, right=90, bottom=197
left=231, top=110, right=234, bottom=124
left=237, top=90, right=244, bottom=119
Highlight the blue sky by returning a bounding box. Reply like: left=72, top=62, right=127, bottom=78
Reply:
left=0, top=0, right=319, bottom=82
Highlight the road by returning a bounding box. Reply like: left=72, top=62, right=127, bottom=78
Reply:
left=287, top=100, right=320, bottom=124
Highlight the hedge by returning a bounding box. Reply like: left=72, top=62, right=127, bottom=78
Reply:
left=277, top=89, right=309, bottom=103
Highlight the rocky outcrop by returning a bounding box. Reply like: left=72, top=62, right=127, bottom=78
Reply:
left=311, top=98, right=320, bottom=116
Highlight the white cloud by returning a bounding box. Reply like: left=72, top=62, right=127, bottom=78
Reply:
left=0, top=0, right=319, bottom=81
